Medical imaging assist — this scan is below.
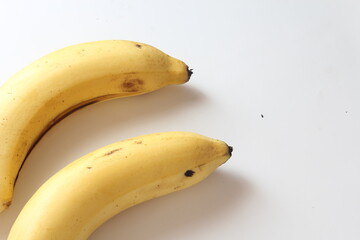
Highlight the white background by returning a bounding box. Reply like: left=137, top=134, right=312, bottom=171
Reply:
left=0, top=0, right=360, bottom=239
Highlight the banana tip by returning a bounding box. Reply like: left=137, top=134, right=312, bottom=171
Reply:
left=186, top=67, right=193, bottom=82
left=228, top=146, right=233, bottom=156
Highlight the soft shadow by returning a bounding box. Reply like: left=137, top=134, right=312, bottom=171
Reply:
left=0, top=85, right=207, bottom=238
left=89, top=171, right=252, bottom=240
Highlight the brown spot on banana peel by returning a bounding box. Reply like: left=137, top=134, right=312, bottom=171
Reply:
left=122, top=79, right=144, bottom=92
left=103, top=148, right=122, bottom=156
left=122, top=81, right=134, bottom=88
left=2, top=201, right=11, bottom=208
left=184, top=170, right=195, bottom=177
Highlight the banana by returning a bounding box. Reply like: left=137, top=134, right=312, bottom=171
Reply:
left=8, top=131, right=232, bottom=240
left=0, top=40, right=191, bottom=212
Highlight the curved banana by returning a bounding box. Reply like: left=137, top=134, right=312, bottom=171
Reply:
left=0, top=40, right=191, bottom=212
left=8, top=131, right=232, bottom=240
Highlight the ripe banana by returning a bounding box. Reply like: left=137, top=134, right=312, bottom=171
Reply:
left=0, top=40, right=191, bottom=212
left=8, top=131, right=232, bottom=240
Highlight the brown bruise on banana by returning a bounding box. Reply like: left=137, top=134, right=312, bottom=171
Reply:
left=103, top=148, right=122, bottom=156
left=121, top=78, right=144, bottom=92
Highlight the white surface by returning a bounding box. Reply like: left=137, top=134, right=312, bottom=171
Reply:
left=1, top=0, right=360, bottom=239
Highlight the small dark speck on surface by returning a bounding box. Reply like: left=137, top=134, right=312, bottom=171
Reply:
left=87, top=167, right=92, bottom=169
left=261, top=114, right=264, bottom=118
left=184, top=170, right=195, bottom=177
left=135, top=44, right=142, bottom=48
left=345, top=111, right=348, bottom=113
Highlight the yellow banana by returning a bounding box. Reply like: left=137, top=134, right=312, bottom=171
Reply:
left=0, top=40, right=191, bottom=212
left=8, top=131, right=232, bottom=240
